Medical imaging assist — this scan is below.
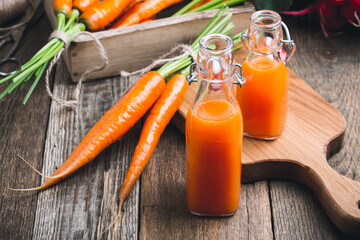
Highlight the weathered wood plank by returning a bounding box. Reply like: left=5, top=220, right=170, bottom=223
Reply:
left=31, top=62, right=140, bottom=239
left=139, top=124, right=273, bottom=239
left=269, top=16, right=360, bottom=239
left=0, top=12, right=52, bottom=240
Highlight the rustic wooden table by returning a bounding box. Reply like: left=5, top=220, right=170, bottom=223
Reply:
left=0, top=5, right=359, bottom=240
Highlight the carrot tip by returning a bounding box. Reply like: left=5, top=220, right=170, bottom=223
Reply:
left=16, top=154, right=62, bottom=179
left=100, top=200, right=124, bottom=236
left=8, top=186, right=43, bottom=192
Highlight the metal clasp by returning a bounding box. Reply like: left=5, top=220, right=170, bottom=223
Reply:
left=186, top=62, right=198, bottom=85
left=241, top=22, right=296, bottom=64
left=187, top=62, right=246, bottom=87
left=233, top=63, right=246, bottom=87
left=280, top=21, right=296, bottom=64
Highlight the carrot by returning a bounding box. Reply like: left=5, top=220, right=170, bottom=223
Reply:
left=53, top=0, right=72, bottom=18
left=119, top=74, right=188, bottom=205
left=13, top=71, right=165, bottom=191
left=140, top=15, right=156, bottom=23
left=79, top=0, right=134, bottom=31
left=73, top=0, right=100, bottom=13
left=122, top=0, right=145, bottom=15
left=111, top=0, right=184, bottom=28
left=110, top=1, right=145, bottom=29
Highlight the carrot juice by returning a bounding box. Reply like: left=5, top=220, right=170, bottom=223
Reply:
left=186, top=99, right=243, bottom=216
left=236, top=56, right=288, bottom=139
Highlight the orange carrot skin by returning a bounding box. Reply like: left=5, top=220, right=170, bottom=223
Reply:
left=122, top=0, right=145, bottom=15
left=40, top=71, right=165, bottom=189
left=73, top=0, right=100, bottom=13
left=53, top=0, right=72, bottom=18
left=119, top=74, right=188, bottom=202
left=140, top=17, right=155, bottom=23
left=110, top=2, right=144, bottom=29
left=139, top=9, right=157, bottom=23
left=79, top=0, right=134, bottom=31
left=112, top=0, right=184, bottom=28
left=108, top=0, right=145, bottom=29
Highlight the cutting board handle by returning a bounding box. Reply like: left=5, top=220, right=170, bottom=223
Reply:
left=306, top=156, right=360, bottom=236
left=243, top=155, right=360, bottom=236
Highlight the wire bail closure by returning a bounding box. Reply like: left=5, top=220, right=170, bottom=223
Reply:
left=186, top=62, right=246, bottom=87
left=280, top=21, right=296, bottom=64
left=186, top=62, right=198, bottom=85
left=233, top=63, right=246, bottom=87
left=241, top=21, right=296, bottom=64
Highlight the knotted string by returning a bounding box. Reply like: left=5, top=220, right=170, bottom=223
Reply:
left=45, top=30, right=109, bottom=110
left=120, top=44, right=197, bottom=77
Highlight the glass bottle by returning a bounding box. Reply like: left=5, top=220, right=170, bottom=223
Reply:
left=185, top=33, right=245, bottom=216
left=236, top=10, right=296, bottom=140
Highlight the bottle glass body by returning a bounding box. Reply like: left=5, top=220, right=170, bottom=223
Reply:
left=236, top=10, right=291, bottom=140
left=186, top=34, right=243, bottom=216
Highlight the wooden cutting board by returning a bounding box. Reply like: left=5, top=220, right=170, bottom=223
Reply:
left=171, top=49, right=360, bottom=236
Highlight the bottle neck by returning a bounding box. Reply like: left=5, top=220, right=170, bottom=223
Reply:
left=245, top=10, right=283, bottom=55
left=191, top=34, right=239, bottom=109
left=197, top=34, right=235, bottom=81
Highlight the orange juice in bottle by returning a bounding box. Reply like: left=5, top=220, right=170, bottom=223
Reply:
left=186, top=34, right=245, bottom=216
left=237, top=10, right=295, bottom=140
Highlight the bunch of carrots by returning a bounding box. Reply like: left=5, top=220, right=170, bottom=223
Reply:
left=12, top=8, right=243, bottom=227
left=0, top=0, right=246, bottom=103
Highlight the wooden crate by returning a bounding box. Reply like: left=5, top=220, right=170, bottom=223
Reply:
left=44, top=2, right=254, bottom=82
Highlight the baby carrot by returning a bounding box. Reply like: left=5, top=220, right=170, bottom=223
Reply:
left=79, top=0, right=134, bottom=31
left=119, top=74, right=188, bottom=205
left=112, top=0, right=184, bottom=28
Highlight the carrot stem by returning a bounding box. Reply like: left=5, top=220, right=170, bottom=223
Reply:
left=23, top=63, right=48, bottom=104
left=186, top=0, right=224, bottom=14
left=173, top=0, right=204, bottom=16
left=56, top=13, right=66, bottom=31
left=64, top=9, right=81, bottom=31
left=159, top=7, right=228, bottom=76
left=158, top=11, right=232, bottom=77
left=22, top=38, right=59, bottom=69
left=0, top=23, right=85, bottom=101
left=205, top=0, right=246, bottom=11
left=12, top=42, right=64, bottom=84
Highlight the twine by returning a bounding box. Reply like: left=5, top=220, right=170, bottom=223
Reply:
left=120, top=44, right=197, bottom=77
left=49, top=31, right=71, bottom=48
left=45, top=31, right=109, bottom=110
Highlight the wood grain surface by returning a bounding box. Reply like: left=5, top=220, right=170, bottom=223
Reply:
left=0, top=5, right=359, bottom=240
left=0, top=9, right=52, bottom=240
